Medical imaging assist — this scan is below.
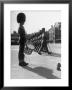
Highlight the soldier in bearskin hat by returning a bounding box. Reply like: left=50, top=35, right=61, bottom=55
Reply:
left=17, top=13, right=28, bottom=66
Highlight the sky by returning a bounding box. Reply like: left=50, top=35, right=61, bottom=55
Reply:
left=10, top=10, right=61, bottom=34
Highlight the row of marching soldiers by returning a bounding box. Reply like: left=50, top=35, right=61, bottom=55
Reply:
left=17, top=12, right=61, bottom=71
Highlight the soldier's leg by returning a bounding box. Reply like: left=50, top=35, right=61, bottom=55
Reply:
left=18, top=44, right=28, bottom=66
left=18, top=45, right=24, bottom=63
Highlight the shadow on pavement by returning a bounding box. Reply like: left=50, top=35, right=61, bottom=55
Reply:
left=22, top=66, right=60, bottom=79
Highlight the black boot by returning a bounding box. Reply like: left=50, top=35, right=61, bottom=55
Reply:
left=19, top=62, right=28, bottom=66
left=48, top=51, right=52, bottom=54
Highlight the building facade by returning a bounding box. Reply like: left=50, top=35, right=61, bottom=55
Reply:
left=48, top=22, right=61, bottom=43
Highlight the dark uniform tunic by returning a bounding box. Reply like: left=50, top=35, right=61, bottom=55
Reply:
left=18, top=26, right=26, bottom=62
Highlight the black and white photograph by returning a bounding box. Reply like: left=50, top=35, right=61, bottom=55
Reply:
left=11, top=10, right=61, bottom=79
left=4, top=4, right=69, bottom=86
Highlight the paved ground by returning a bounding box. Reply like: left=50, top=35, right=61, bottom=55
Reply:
left=11, top=43, right=61, bottom=79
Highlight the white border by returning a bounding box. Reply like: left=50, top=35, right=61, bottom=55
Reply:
left=4, top=4, right=69, bottom=86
